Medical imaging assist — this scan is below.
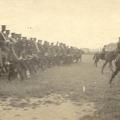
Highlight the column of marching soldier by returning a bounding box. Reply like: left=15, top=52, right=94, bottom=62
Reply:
left=0, top=25, right=83, bottom=81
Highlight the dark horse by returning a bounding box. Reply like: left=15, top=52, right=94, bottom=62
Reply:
left=109, top=55, right=120, bottom=85
left=93, top=51, right=117, bottom=73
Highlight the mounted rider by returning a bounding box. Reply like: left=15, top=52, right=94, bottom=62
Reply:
left=116, top=37, right=120, bottom=53
left=116, top=37, right=120, bottom=61
left=101, top=45, right=107, bottom=58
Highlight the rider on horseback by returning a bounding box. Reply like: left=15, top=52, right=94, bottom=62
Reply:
left=101, top=45, right=107, bottom=58
left=116, top=37, right=120, bottom=61
left=116, top=37, right=120, bottom=52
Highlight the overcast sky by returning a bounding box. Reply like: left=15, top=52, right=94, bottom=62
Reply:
left=0, top=0, right=120, bottom=48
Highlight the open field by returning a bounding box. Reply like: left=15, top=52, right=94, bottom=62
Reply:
left=0, top=55, right=120, bottom=120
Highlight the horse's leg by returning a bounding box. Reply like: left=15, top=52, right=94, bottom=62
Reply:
left=109, top=68, right=119, bottom=85
left=94, top=58, right=99, bottom=67
left=101, top=61, right=108, bottom=74
left=80, top=56, right=82, bottom=62
left=109, top=61, right=113, bottom=72
left=93, top=55, right=95, bottom=60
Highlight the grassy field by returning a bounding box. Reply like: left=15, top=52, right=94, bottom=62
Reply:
left=0, top=54, right=120, bottom=120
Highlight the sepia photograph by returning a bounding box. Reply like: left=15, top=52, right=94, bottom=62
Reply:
left=0, top=0, right=120, bottom=120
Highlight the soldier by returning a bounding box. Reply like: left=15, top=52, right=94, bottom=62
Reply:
left=37, top=40, right=43, bottom=50
left=116, top=37, right=120, bottom=61
left=4, top=30, right=10, bottom=43
left=0, top=25, right=7, bottom=45
left=0, top=25, right=7, bottom=43
left=101, top=45, right=107, bottom=58
left=10, top=33, right=16, bottom=42
left=5, top=30, right=10, bottom=37
left=17, top=34, right=22, bottom=41
left=43, top=41, right=49, bottom=55
left=0, top=26, right=10, bottom=57
left=1, top=25, right=6, bottom=33
left=116, top=37, right=120, bottom=53
left=102, top=45, right=107, bottom=52
left=15, top=34, right=22, bottom=42
left=32, top=37, right=39, bottom=53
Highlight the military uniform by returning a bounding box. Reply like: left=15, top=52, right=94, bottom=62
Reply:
left=101, top=45, right=107, bottom=58
left=116, top=37, right=120, bottom=53
left=115, top=37, right=120, bottom=61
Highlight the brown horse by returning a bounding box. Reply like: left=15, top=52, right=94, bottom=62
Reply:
left=93, top=51, right=117, bottom=73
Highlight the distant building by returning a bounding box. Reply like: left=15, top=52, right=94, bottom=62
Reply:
left=89, top=49, right=100, bottom=53
left=81, top=48, right=90, bottom=53
left=81, top=48, right=100, bottom=54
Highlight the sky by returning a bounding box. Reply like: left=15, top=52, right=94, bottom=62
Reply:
left=0, top=0, right=120, bottom=49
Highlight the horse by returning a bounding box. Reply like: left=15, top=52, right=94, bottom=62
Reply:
left=109, top=55, right=120, bottom=85
left=93, top=51, right=117, bottom=73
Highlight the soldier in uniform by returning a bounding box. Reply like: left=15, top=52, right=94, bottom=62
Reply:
left=116, top=37, right=120, bottom=61
left=0, top=26, right=10, bottom=73
left=101, top=45, right=107, bottom=58
left=102, top=45, right=107, bottom=52
left=32, top=37, right=39, bottom=54
left=37, top=40, right=43, bottom=52
left=11, top=32, right=16, bottom=41
left=0, top=25, right=7, bottom=46
left=0, top=25, right=7, bottom=49
left=1, top=25, right=6, bottom=33
left=4, top=30, right=11, bottom=45
left=5, top=30, right=10, bottom=37
left=116, top=37, right=120, bottom=53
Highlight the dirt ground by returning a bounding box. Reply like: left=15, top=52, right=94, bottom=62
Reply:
left=0, top=54, right=120, bottom=120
